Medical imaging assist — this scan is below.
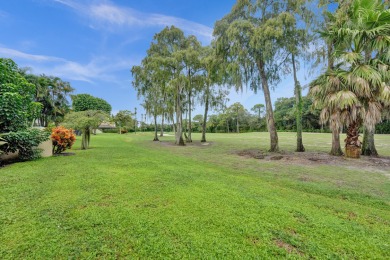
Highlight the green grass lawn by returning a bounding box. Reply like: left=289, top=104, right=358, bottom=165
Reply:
left=1, top=132, right=389, bottom=259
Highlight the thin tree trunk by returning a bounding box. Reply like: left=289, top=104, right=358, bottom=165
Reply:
left=153, top=114, right=159, bottom=141
left=86, top=128, right=90, bottom=148
left=226, top=117, right=229, bottom=133
left=81, top=129, right=87, bottom=150
left=361, top=126, right=378, bottom=156
left=175, top=85, right=185, bottom=146
left=184, top=110, right=188, bottom=141
left=160, top=114, right=164, bottom=137
left=201, top=92, right=209, bottom=142
left=236, top=107, right=239, bottom=133
left=187, top=90, right=192, bottom=142
left=257, top=59, right=279, bottom=152
left=292, top=54, right=305, bottom=152
left=171, top=114, right=176, bottom=133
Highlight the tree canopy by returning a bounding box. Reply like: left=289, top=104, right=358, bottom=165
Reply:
left=0, top=58, right=42, bottom=132
left=71, top=94, right=112, bottom=114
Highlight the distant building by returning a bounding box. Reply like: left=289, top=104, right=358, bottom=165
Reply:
left=98, top=122, right=116, bottom=129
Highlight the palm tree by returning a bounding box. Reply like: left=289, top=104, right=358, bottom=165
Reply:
left=310, top=0, right=390, bottom=158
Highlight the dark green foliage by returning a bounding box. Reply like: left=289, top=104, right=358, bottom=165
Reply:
left=71, top=94, right=112, bottom=114
left=0, top=58, right=39, bottom=132
left=376, top=120, right=390, bottom=134
left=24, top=74, right=74, bottom=126
left=0, top=128, right=49, bottom=161
left=101, top=128, right=120, bottom=133
left=114, top=110, right=134, bottom=134
left=274, top=96, right=322, bottom=132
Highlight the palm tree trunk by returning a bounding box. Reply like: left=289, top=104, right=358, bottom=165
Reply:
left=257, top=59, right=279, bottom=152
left=292, top=54, right=305, bottom=152
left=330, top=127, right=343, bottom=156
left=201, top=92, right=209, bottom=142
left=361, top=126, right=378, bottom=156
left=345, top=121, right=361, bottom=158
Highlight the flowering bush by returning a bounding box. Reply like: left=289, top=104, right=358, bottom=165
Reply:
left=51, top=126, right=76, bottom=154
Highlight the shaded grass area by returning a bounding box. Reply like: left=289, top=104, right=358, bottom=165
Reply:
left=0, top=132, right=389, bottom=258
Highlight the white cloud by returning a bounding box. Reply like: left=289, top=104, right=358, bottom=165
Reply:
left=0, top=46, right=66, bottom=62
left=54, top=0, right=213, bottom=42
left=0, top=45, right=137, bottom=84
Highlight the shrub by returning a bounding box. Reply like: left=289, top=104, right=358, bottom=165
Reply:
left=44, top=122, right=56, bottom=135
left=51, top=126, right=76, bottom=154
left=1, top=128, right=50, bottom=161
left=101, top=128, right=119, bottom=133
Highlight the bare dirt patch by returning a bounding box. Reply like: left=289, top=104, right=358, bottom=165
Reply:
left=157, top=140, right=213, bottom=148
left=235, top=149, right=390, bottom=173
left=274, top=239, right=303, bottom=256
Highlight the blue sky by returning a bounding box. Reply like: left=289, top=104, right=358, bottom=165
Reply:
left=0, top=0, right=315, bottom=120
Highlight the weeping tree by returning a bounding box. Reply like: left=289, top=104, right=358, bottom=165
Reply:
left=214, top=0, right=299, bottom=152
left=63, top=110, right=108, bottom=150
left=283, top=0, right=317, bottom=152
left=199, top=45, right=228, bottom=142
left=142, top=97, right=162, bottom=141
left=135, top=26, right=202, bottom=146
left=132, top=60, right=164, bottom=142
left=146, top=26, right=189, bottom=145
left=182, top=35, right=202, bottom=143
left=131, top=39, right=170, bottom=141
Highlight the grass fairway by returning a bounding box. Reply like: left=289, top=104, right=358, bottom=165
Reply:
left=1, top=132, right=389, bottom=258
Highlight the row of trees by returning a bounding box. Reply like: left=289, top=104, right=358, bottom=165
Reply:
left=130, top=0, right=319, bottom=150
left=131, top=0, right=389, bottom=158
left=192, top=100, right=316, bottom=134
left=131, top=26, right=228, bottom=144
left=136, top=98, right=319, bottom=134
